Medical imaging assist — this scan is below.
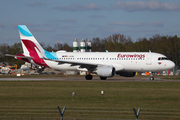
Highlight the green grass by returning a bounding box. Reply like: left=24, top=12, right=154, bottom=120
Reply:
left=0, top=80, right=180, bottom=119
left=0, top=81, right=180, bottom=108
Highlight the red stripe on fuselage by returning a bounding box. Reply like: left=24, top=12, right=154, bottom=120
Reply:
left=21, top=39, right=49, bottom=67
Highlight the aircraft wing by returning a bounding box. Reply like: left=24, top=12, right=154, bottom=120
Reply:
left=43, top=58, right=105, bottom=71
left=43, top=57, right=125, bottom=72
left=43, top=57, right=100, bottom=66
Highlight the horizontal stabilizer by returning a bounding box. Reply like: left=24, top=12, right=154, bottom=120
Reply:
left=5, top=54, right=33, bottom=59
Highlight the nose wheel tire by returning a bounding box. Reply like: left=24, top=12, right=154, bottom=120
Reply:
left=150, top=76, right=154, bottom=81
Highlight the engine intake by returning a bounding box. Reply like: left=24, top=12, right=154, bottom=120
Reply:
left=96, top=66, right=115, bottom=77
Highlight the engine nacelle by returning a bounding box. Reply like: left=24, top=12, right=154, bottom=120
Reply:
left=117, top=71, right=136, bottom=77
left=96, top=66, right=115, bottom=77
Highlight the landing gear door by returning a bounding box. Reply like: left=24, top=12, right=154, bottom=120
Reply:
left=146, top=54, right=152, bottom=65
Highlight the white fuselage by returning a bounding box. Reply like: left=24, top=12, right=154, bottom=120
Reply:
left=42, top=52, right=175, bottom=72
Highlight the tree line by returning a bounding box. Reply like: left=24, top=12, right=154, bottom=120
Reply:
left=1, top=34, right=180, bottom=68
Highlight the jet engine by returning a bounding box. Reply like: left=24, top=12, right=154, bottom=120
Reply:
left=117, top=71, right=136, bottom=77
left=96, top=66, right=115, bottom=77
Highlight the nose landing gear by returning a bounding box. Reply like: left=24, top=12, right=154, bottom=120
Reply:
left=150, top=72, right=154, bottom=81
left=150, top=76, right=154, bottom=81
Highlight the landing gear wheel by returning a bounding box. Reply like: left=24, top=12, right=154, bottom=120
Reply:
left=85, top=75, right=93, bottom=80
left=100, top=76, right=107, bottom=80
left=150, top=76, right=154, bottom=81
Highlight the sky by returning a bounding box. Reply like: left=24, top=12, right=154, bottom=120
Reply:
left=0, top=0, right=180, bottom=46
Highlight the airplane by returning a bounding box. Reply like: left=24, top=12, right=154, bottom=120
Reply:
left=6, top=25, right=175, bottom=80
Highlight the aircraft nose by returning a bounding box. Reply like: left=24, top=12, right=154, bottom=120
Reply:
left=169, top=61, right=175, bottom=69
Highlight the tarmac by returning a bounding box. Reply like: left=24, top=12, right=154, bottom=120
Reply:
left=0, top=75, right=179, bottom=82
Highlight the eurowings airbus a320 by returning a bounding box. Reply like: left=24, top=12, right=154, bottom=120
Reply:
left=6, top=25, right=175, bottom=80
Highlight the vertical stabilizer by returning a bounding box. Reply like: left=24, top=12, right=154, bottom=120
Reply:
left=18, top=25, right=45, bottom=58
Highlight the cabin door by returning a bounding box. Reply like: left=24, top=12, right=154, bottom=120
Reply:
left=146, top=54, right=152, bottom=65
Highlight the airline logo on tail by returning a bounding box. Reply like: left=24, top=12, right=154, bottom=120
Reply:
left=18, top=25, right=49, bottom=67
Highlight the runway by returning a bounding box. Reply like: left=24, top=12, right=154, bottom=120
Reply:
left=0, top=75, right=179, bottom=82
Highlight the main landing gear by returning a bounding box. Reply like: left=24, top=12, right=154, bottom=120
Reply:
left=85, top=75, right=93, bottom=80
left=85, top=75, right=107, bottom=80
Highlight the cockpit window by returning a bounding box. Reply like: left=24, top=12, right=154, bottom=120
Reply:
left=158, top=57, right=168, bottom=60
